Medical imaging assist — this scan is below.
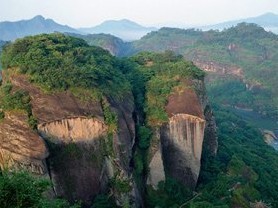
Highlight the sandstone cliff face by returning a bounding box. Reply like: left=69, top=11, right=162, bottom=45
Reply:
left=2, top=71, right=137, bottom=206
left=161, top=114, right=205, bottom=188
left=0, top=111, right=49, bottom=175
left=147, top=80, right=217, bottom=189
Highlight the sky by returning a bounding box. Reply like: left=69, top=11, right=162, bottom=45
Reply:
left=1, top=0, right=278, bottom=27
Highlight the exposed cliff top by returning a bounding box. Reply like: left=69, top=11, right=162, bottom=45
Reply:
left=166, top=86, right=204, bottom=119
left=6, top=72, right=104, bottom=123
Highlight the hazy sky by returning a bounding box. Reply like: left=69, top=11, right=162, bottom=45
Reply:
left=1, top=0, right=278, bottom=27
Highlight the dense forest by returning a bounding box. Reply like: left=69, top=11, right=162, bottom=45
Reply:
left=0, top=33, right=278, bottom=208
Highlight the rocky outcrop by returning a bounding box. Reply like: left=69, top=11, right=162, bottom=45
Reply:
left=0, top=67, right=216, bottom=205
left=0, top=111, right=49, bottom=175
left=147, top=80, right=217, bottom=189
left=263, top=130, right=278, bottom=145
left=194, top=61, right=243, bottom=78
left=2, top=71, right=137, bottom=206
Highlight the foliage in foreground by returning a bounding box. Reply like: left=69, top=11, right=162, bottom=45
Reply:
left=0, top=171, right=80, bottom=208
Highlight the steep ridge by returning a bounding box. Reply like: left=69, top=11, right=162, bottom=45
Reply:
left=66, top=33, right=132, bottom=57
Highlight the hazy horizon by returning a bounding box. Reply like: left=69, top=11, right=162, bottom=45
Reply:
left=1, top=0, right=278, bottom=28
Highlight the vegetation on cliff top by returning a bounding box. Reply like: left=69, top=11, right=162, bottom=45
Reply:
left=128, top=51, right=205, bottom=127
left=1, top=33, right=130, bottom=99
left=0, top=83, right=37, bottom=129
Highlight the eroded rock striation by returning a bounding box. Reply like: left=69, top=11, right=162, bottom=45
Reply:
left=147, top=81, right=217, bottom=189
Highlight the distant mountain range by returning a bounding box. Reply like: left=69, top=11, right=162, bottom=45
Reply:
left=79, top=19, right=157, bottom=41
left=0, top=13, right=278, bottom=42
left=0, top=16, right=156, bottom=41
left=202, top=12, right=278, bottom=33
left=0, top=15, right=79, bottom=41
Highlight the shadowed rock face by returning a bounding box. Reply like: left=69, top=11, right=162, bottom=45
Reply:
left=0, top=112, right=49, bottom=175
left=161, top=114, right=205, bottom=189
left=37, top=117, right=109, bottom=203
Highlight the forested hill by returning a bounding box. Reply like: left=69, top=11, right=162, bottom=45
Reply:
left=65, top=33, right=132, bottom=57
left=81, top=23, right=278, bottom=118
left=0, top=33, right=130, bottom=99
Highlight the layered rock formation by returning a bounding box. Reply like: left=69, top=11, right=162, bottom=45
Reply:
left=0, top=111, right=49, bottom=175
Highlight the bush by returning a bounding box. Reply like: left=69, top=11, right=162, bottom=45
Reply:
left=0, top=171, right=79, bottom=208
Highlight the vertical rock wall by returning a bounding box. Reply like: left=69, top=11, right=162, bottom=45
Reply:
left=161, top=114, right=205, bottom=188
left=147, top=80, right=217, bottom=190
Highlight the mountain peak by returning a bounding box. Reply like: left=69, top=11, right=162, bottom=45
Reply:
left=0, top=15, right=79, bottom=41
left=99, top=19, right=143, bottom=28
left=79, top=19, right=157, bottom=41
left=32, top=15, right=45, bottom=21
left=260, top=12, right=278, bottom=17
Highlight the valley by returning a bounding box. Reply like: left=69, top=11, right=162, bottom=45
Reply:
left=226, top=106, right=278, bottom=149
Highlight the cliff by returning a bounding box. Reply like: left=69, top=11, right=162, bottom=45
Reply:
left=1, top=71, right=137, bottom=206
left=147, top=81, right=217, bottom=189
